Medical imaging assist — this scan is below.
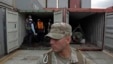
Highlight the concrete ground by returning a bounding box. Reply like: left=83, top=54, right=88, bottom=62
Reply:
left=0, top=50, right=48, bottom=64
left=0, top=47, right=113, bottom=64
left=1, top=50, right=113, bottom=64
left=83, top=51, right=113, bottom=64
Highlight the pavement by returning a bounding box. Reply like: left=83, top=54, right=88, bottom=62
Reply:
left=83, top=51, right=113, bottom=64
left=0, top=47, right=113, bottom=64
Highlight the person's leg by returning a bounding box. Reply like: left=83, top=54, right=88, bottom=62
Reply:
left=28, top=30, right=33, bottom=46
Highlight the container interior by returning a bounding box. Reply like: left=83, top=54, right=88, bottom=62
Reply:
left=19, top=11, right=105, bottom=50
left=22, top=12, right=53, bottom=35
left=69, top=12, right=105, bottom=49
left=18, top=12, right=54, bottom=48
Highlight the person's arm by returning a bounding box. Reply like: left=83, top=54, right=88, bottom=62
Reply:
left=31, top=23, right=37, bottom=35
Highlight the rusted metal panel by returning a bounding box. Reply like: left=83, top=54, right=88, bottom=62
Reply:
left=68, top=8, right=106, bottom=12
left=44, top=8, right=63, bottom=12
left=69, top=0, right=81, bottom=8
left=44, top=8, right=106, bottom=12
left=106, top=7, right=113, bottom=12
left=106, top=6, right=113, bottom=12
left=106, top=9, right=113, bottom=12
left=107, top=6, right=113, bottom=9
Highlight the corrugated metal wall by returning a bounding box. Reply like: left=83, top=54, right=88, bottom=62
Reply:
left=47, top=0, right=68, bottom=8
left=15, top=0, right=46, bottom=10
left=105, top=12, right=113, bottom=50
left=81, top=0, right=91, bottom=8
left=18, top=14, right=26, bottom=46
left=81, top=13, right=104, bottom=47
left=0, top=0, right=13, bottom=6
left=0, top=8, right=5, bottom=57
left=58, top=0, right=68, bottom=8
left=47, top=0, right=56, bottom=8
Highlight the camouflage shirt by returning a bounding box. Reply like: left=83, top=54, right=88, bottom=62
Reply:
left=37, top=48, right=96, bottom=64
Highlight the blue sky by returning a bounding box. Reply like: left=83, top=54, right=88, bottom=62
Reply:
left=91, top=0, right=113, bottom=8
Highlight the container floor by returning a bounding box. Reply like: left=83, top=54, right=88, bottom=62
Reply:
left=20, top=42, right=101, bottom=51
left=71, top=43, right=101, bottom=50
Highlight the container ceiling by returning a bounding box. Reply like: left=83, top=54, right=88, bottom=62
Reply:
left=20, top=12, right=53, bottom=19
left=70, top=12, right=95, bottom=19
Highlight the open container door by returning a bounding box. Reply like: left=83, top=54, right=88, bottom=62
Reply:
left=54, top=10, right=63, bottom=23
left=104, top=10, right=113, bottom=51
left=65, top=9, right=69, bottom=23
left=6, top=9, right=19, bottom=53
left=54, top=9, right=69, bottom=23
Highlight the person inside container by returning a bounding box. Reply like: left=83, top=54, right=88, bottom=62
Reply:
left=25, top=15, right=37, bottom=46
left=36, top=19, right=45, bottom=44
left=37, top=22, right=95, bottom=64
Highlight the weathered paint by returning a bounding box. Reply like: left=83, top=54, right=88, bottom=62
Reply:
left=15, top=0, right=46, bottom=10
left=69, top=0, right=81, bottom=8
left=0, top=0, right=13, bottom=6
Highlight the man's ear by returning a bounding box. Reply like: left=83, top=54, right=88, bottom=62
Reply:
left=66, top=36, right=71, bottom=44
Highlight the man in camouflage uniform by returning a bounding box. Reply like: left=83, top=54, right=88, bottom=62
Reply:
left=37, top=22, right=95, bottom=64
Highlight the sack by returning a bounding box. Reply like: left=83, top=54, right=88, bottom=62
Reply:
left=80, top=39, right=85, bottom=44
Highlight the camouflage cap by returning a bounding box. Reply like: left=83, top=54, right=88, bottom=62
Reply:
left=46, top=22, right=72, bottom=39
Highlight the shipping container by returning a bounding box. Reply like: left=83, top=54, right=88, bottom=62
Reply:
left=14, top=8, right=108, bottom=51
left=69, top=0, right=81, bottom=8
